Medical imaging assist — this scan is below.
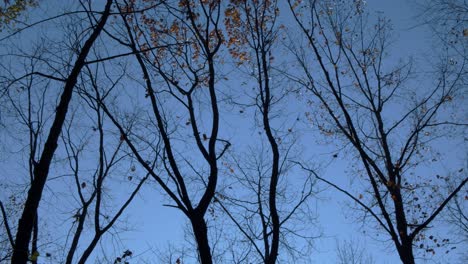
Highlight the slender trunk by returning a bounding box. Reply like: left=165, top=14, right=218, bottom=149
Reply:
left=191, top=215, right=213, bottom=264
left=11, top=1, right=112, bottom=263
left=77, top=234, right=101, bottom=264
left=65, top=206, right=88, bottom=264
left=261, top=47, right=280, bottom=264
left=392, top=188, right=415, bottom=264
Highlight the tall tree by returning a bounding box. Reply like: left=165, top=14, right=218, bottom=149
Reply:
left=288, top=0, right=467, bottom=263
left=95, top=0, right=227, bottom=263
left=221, top=0, right=317, bottom=263
left=225, top=1, right=282, bottom=262
left=1, top=54, right=46, bottom=264
left=11, top=1, right=113, bottom=262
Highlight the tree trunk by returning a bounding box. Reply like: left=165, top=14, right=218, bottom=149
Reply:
left=77, top=235, right=101, bottom=264
left=191, top=215, right=213, bottom=264
left=65, top=206, right=88, bottom=264
left=398, top=243, right=415, bottom=264
left=392, top=188, right=415, bottom=264
left=11, top=1, right=112, bottom=263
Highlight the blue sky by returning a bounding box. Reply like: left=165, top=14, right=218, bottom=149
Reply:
left=1, top=0, right=466, bottom=263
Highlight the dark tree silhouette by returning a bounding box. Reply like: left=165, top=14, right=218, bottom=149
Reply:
left=94, top=1, right=227, bottom=263
left=219, top=0, right=317, bottom=263
left=288, top=0, right=467, bottom=263
left=11, top=1, right=113, bottom=262
left=225, top=1, right=282, bottom=262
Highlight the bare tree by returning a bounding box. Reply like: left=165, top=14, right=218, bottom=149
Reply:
left=0, top=1, right=114, bottom=262
left=224, top=1, right=283, bottom=262
left=416, top=2, right=468, bottom=253
left=219, top=1, right=318, bottom=263
left=0, top=55, right=46, bottom=263
left=94, top=1, right=228, bottom=263
left=0, top=1, right=164, bottom=261
left=287, top=0, right=467, bottom=263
